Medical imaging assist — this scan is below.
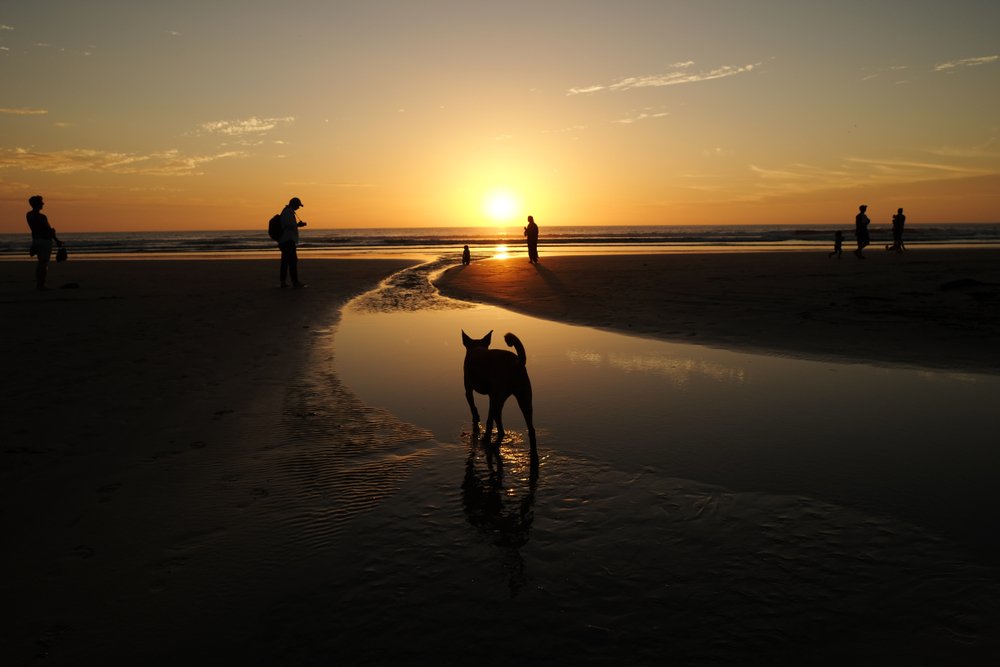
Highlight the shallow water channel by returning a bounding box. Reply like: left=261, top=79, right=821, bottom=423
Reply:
left=323, top=260, right=1000, bottom=662
left=336, top=262, right=1000, bottom=557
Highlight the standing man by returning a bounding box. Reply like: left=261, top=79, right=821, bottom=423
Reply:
left=26, top=195, right=63, bottom=290
left=854, top=204, right=870, bottom=259
left=888, top=207, right=906, bottom=253
left=279, top=197, right=307, bottom=288
left=524, top=215, right=539, bottom=264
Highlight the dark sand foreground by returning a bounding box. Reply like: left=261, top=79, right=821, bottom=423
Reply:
left=0, top=258, right=419, bottom=663
left=435, top=248, right=1000, bottom=373
left=3, top=254, right=1000, bottom=665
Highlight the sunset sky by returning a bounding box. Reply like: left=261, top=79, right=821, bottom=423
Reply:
left=2, top=1, right=998, bottom=232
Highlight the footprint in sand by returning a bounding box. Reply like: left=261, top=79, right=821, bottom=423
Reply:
left=97, top=482, right=122, bottom=502
left=72, top=544, right=95, bottom=559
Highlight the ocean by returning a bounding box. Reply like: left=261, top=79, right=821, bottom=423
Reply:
left=2, top=223, right=999, bottom=257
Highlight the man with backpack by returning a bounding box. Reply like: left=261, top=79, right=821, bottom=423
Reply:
left=276, top=197, right=307, bottom=288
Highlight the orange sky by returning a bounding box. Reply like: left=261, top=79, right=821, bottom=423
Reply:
left=2, top=2, right=998, bottom=232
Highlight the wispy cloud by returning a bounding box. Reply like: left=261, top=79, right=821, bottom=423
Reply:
left=927, top=136, right=999, bottom=159
left=285, top=181, right=376, bottom=188
left=0, top=24, right=14, bottom=31
left=845, top=156, right=989, bottom=177
left=0, top=107, right=48, bottom=115
left=568, top=61, right=759, bottom=95
left=543, top=124, right=588, bottom=134
left=744, top=153, right=994, bottom=201
left=933, top=55, right=998, bottom=72
left=613, top=110, right=669, bottom=124
left=199, top=116, right=295, bottom=136
left=0, top=147, right=244, bottom=176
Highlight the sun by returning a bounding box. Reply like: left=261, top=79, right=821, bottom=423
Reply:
left=483, top=190, right=521, bottom=223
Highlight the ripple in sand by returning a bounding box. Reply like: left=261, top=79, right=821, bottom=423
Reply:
left=271, top=442, right=1000, bottom=665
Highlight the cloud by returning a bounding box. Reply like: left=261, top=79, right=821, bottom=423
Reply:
left=933, top=55, right=998, bottom=72
left=543, top=125, right=588, bottom=134
left=844, top=156, right=989, bottom=177
left=568, top=61, right=759, bottom=95
left=0, top=24, right=14, bottom=31
left=0, top=107, right=48, bottom=115
left=927, top=136, right=999, bottom=159
left=0, top=147, right=244, bottom=176
left=199, top=116, right=295, bottom=136
left=743, top=153, right=995, bottom=201
left=613, top=110, right=669, bottom=125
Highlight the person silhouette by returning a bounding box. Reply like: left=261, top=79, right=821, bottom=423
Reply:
left=523, top=215, right=539, bottom=264
left=462, top=244, right=471, bottom=265
left=829, top=230, right=844, bottom=259
left=854, top=204, right=870, bottom=259
left=25, top=195, right=63, bottom=290
left=887, top=207, right=906, bottom=253
left=277, top=197, right=307, bottom=288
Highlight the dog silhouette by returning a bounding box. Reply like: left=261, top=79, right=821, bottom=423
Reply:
left=462, top=330, right=537, bottom=463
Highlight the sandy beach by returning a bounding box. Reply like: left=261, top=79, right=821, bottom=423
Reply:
left=0, top=258, right=420, bottom=663
left=435, top=248, right=1000, bottom=374
left=3, top=252, right=1000, bottom=665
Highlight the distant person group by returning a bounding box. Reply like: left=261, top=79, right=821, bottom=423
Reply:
left=829, top=204, right=906, bottom=259
left=25, top=194, right=311, bottom=290
left=25, top=195, right=545, bottom=291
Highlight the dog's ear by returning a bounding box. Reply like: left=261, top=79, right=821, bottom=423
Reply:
left=462, top=330, right=472, bottom=347
left=484, top=330, right=493, bottom=345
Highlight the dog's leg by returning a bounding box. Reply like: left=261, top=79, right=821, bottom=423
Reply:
left=465, top=385, right=480, bottom=428
left=514, top=389, right=538, bottom=464
left=485, top=395, right=506, bottom=452
left=483, top=416, right=494, bottom=450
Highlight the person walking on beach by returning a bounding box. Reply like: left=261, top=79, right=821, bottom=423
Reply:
left=887, top=207, right=906, bottom=253
left=829, top=230, right=844, bottom=259
left=524, top=215, right=539, bottom=264
left=854, top=204, right=870, bottom=259
left=278, top=196, right=307, bottom=288
left=26, top=195, right=63, bottom=290
left=462, top=244, right=471, bottom=265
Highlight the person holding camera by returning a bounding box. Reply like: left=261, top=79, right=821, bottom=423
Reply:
left=278, top=196, right=308, bottom=288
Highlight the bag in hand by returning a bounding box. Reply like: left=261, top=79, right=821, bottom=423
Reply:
left=56, top=246, right=67, bottom=262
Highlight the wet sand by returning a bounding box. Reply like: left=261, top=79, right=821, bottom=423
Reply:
left=435, top=248, right=1000, bottom=373
left=0, top=258, right=421, bottom=663
left=3, top=254, right=1000, bottom=665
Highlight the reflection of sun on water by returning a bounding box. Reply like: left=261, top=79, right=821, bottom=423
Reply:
left=494, top=244, right=510, bottom=259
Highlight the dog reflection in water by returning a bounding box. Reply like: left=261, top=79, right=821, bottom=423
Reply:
left=462, top=330, right=538, bottom=465
left=462, top=439, right=537, bottom=597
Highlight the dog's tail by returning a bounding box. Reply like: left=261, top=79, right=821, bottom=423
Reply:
left=504, top=332, right=527, bottom=365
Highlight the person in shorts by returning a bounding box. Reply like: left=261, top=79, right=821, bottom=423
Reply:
left=26, top=195, right=63, bottom=290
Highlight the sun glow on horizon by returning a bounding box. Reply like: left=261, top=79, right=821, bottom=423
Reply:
left=483, top=190, right=522, bottom=224
left=1, top=3, right=997, bottom=232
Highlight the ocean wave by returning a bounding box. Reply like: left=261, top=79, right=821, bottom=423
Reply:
left=2, top=223, right=999, bottom=256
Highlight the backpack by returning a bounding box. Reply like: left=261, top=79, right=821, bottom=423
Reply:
left=267, top=214, right=283, bottom=242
